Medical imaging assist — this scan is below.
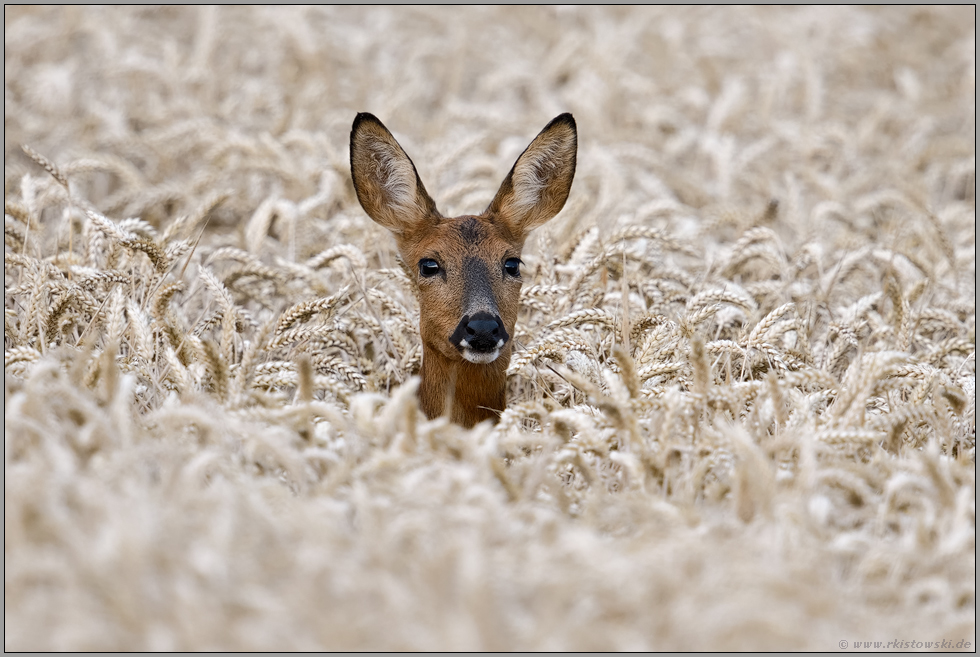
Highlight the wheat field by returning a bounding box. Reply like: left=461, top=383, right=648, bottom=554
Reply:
left=4, top=6, right=976, bottom=651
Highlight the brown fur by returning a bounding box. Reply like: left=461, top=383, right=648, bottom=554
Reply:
left=351, top=113, right=577, bottom=427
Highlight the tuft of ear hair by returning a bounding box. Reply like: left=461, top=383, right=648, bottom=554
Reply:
left=485, top=113, right=577, bottom=238
left=350, top=113, right=440, bottom=233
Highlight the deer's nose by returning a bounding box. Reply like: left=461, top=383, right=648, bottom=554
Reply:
left=451, top=311, right=509, bottom=354
left=465, top=317, right=501, bottom=338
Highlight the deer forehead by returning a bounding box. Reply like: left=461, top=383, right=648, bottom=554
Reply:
left=405, top=216, right=521, bottom=263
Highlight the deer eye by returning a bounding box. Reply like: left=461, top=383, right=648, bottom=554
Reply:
left=419, top=258, right=441, bottom=277
left=504, top=258, right=522, bottom=278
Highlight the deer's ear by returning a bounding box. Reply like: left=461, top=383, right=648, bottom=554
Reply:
left=486, top=113, right=577, bottom=238
left=350, top=113, right=439, bottom=233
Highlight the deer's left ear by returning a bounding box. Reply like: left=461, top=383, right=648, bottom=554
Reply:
left=486, top=113, right=577, bottom=238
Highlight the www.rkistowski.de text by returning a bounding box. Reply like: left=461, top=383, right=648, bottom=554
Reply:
left=840, top=639, right=972, bottom=650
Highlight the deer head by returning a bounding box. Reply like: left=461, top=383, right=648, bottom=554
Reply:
left=350, top=113, right=577, bottom=426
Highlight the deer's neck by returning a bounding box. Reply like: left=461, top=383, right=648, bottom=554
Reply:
left=418, top=344, right=510, bottom=427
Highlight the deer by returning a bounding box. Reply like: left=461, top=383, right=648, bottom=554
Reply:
left=350, top=112, right=577, bottom=428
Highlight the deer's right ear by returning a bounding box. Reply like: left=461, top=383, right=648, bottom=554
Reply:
left=350, top=113, right=439, bottom=233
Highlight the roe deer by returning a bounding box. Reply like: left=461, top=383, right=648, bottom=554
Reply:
left=350, top=113, right=577, bottom=427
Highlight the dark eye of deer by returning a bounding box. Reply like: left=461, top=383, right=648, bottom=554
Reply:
left=504, top=258, right=522, bottom=278
left=419, top=258, right=441, bottom=277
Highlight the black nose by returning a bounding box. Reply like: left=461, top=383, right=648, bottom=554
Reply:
left=466, top=318, right=500, bottom=338
left=450, top=312, right=509, bottom=353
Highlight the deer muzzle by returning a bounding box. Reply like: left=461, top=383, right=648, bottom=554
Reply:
left=450, top=311, right=509, bottom=364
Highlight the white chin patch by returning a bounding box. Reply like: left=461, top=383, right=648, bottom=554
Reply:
left=462, top=348, right=500, bottom=364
